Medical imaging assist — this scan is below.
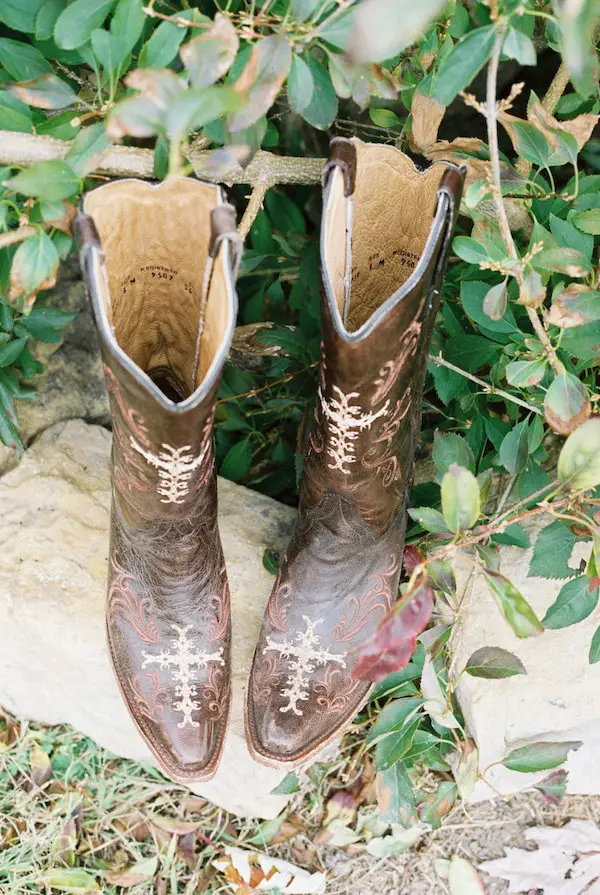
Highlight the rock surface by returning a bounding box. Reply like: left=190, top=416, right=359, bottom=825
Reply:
left=452, top=514, right=597, bottom=800
left=0, top=419, right=296, bottom=818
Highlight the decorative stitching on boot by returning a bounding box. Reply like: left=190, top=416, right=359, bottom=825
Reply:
left=130, top=439, right=209, bottom=504
left=319, top=385, right=389, bottom=475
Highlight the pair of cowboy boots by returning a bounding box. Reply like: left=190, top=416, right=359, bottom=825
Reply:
left=77, top=138, right=464, bottom=782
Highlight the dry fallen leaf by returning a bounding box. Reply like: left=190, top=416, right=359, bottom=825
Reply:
left=105, top=856, right=158, bottom=887
left=213, top=845, right=326, bottom=893
left=480, top=819, right=600, bottom=894
left=410, top=90, right=445, bottom=153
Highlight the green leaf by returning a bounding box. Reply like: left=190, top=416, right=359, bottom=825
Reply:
left=0, top=38, right=54, bottom=80
left=482, top=280, right=508, bottom=322
left=288, top=54, right=314, bottom=116
left=445, top=334, right=499, bottom=372
left=433, top=430, right=475, bottom=475
left=271, top=771, right=300, bottom=794
left=9, top=232, right=59, bottom=300
left=351, top=0, right=448, bottom=63
left=499, top=420, right=530, bottom=475
left=291, top=0, right=321, bottom=21
left=375, top=716, right=420, bottom=771
left=299, top=55, right=337, bottom=131
left=36, top=0, right=67, bottom=42
left=503, top=26, right=536, bottom=65
left=441, top=464, right=480, bottom=533
left=366, top=697, right=423, bottom=746
left=229, top=36, right=292, bottom=132
left=8, top=160, right=79, bottom=202
left=54, top=0, right=115, bottom=50
left=65, top=122, right=109, bottom=177
left=529, top=520, right=579, bottom=580
left=432, top=25, right=497, bottom=106
left=448, top=856, right=487, bottom=895
left=502, top=740, right=582, bottom=773
left=533, top=246, right=591, bottom=277
left=43, top=868, right=100, bottom=893
left=138, top=18, right=190, bottom=68
left=419, top=781, right=457, bottom=829
left=559, top=0, right=598, bottom=97
left=166, top=86, right=240, bottom=139
left=573, top=208, right=600, bottom=235
left=483, top=568, right=544, bottom=637
left=589, top=625, right=600, bottom=663
left=110, top=0, right=145, bottom=55
left=0, top=336, right=28, bottom=368
left=376, top=763, right=416, bottom=826
left=544, top=368, right=591, bottom=435
left=543, top=575, right=599, bottom=629
left=407, top=506, right=448, bottom=533
left=453, top=236, right=492, bottom=265
left=505, top=358, right=547, bottom=388
left=220, top=435, right=252, bottom=482
left=19, top=306, right=76, bottom=342
left=550, top=213, right=593, bottom=260
left=5, top=73, right=77, bottom=110
left=465, top=646, right=526, bottom=679
left=369, top=108, right=402, bottom=127
left=91, top=29, right=128, bottom=78
left=0, top=0, right=45, bottom=33
left=492, top=522, right=530, bottom=548
left=0, top=93, right=34, bottom=133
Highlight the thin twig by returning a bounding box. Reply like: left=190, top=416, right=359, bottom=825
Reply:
left=485, top=27, right=562, bottom=375
left=428, top=353, right=542, bottom=415
left=238, top=181, right=269, bottom=241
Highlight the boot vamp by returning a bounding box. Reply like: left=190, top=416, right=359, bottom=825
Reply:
left=107, top=507, right=230, bottom=778
left=249, top=493, right=403, bottom=762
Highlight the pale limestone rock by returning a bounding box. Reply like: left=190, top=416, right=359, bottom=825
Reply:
left=0, top=419, right=296, bottom=818
left=451, top=514, right=596, bottom=800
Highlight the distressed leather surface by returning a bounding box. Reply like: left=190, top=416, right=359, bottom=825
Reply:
left=77, top=178, right=237, bottom=781
left=246, top=140, right=464, bottom=766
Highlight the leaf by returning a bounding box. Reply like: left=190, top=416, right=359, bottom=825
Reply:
left=180, top=14, right=239, bottom=88
left=138, top=15, right=193, bottom=68
left=410, top=89, right=445, bottom=151
left=573, top=208, right=600, bottom=235
left=502, top=740, right=582, bottom=773
left=419, top=781, right=457, bottom=830
left=375, top=717, right=421, bottom=771
left=432, top=25, right=497, bottom=106
left=461, top=280, right=519, bottom=335
left=444, top=333, right=499, bottom=372
left=590, top=625, right=600, bottom=663
left=547, top=285, right=600, bottom=329
left=271, top=771, right=300, bottom=795
left=543, top=575, right=599, bottom=629
left=43, top=868, right=100, bottom=893
left=30, top=741, right=52, bottom=786
left=503, top=26, right=536, bottom=65
left=558, top=417, right=600, bottom=491
left=407, top=506, right=448, bottom=533
left=54, top=0, right=115, bottom=50
left=353, top=573, right=433, bottom=682
left=482, top=280, right=508, bottom=322
left=433, top=430, right=475, bottom=474
left=465, top=646, right=526, bottom=679
left=19, top=306, right=76, bottom=342
left=505, top=358, right=547, bottom=387
left=299, top=55, right=337, bottom=130
left=366, top=697, right=423, bottom=745
left=65, top=122, right=110, bottom=177
left=529, top=520, right=579, bottom=580
left=220, top=436, right=252, bottom=482
left=452, top=740, right=479, bottom=799
left=9, top=231, right=59, bottom=301
left=106, top=95, right=163, bottom=140
left=0, top=38, right=54, bottom=80
left=448, top=856, right=487, bottom=894
left=420, top=653, right=460, bottom=728
left=533, top=246, right=591, bottom=278
left=533, top=768, right=568, bottom=805
left=8, top=160, right=79, bottom=202
left=165, top=86, right=240, bottom=140
left=376, top=763, right=416, bottom=826
left=106, top=857, right=158, bottom=887
left=499, top=420, right=530, bottom=475
left=91, top=29, right=128, bottom=78
left=35, top=0, right=67, bottom=42
left=560, top=0, right=599, bottom=97
left=501, top=116, right=553, bottom=167
left=483, top=569, right=543, bottom=638
left=544, top=368, right=591, bottom=435
left=0, top=93, right=33, bottom=133
left=291, top=0, right=321, bottom=21
left=351, top=0, right=447, bottom=63
left=441, top=464, right=480, bottom=533
left=229, top=36, right=292, bottom=131
left=0, top=0, right=45, bottom=33
left=110, top=0, right=145, bottom=54
left=5, top=73, right=77, bottom=110
left=288, top=54, right=314, bottom=116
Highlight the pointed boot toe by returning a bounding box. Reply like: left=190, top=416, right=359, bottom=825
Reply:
left=247, top=138, right=464, bottom=768
left=77, top=179, right=240, bottom=782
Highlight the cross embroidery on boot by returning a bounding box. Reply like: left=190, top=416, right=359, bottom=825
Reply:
left=130, top=439, right=208, bottom=504
left=264, top=616, right=346, bottom=716
left=319, top=385, right=389, bottom=474
left=142, top=624, right=224, bottom=728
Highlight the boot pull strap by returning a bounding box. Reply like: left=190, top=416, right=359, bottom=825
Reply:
left=322, top=137, right=357, bottom=197
left=429, top=163, right=466, bottom=306
left=209, top=203, right=242, bottom=279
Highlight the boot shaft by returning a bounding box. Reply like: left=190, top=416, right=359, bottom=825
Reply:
left=302, top=139, right=465, bottom=533
left=77, top=178, right=240, bottom=522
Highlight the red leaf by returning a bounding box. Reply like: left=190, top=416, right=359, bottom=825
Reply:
left=402, top=544, right=425, bottom=575
left=352, top=574, right=434, bottom=682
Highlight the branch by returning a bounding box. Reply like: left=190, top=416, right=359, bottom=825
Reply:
left=428, top=354, right=542, bottom=415
left=238, top=181, right=269, bottom=240
left=0, top=129, right=325, bottom=186
left=0, top=225, right=37, bottom=249
left=485, top=30, right=562, bottom=376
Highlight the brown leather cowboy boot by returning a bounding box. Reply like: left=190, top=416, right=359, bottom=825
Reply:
left=246, top=138, right=464, bottom=767
left=77, top=178, right=241, bottom=782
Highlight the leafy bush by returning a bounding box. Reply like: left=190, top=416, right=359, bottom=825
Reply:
left=0, top=0, right=599, bottom=834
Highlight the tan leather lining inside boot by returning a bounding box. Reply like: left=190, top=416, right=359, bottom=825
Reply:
left=324, top=140, right=444, bottom=333
left=84, top=178, right=232, bottom=399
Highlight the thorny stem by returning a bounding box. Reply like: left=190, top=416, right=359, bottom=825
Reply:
left=486, top=24, right=563, bottom=376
